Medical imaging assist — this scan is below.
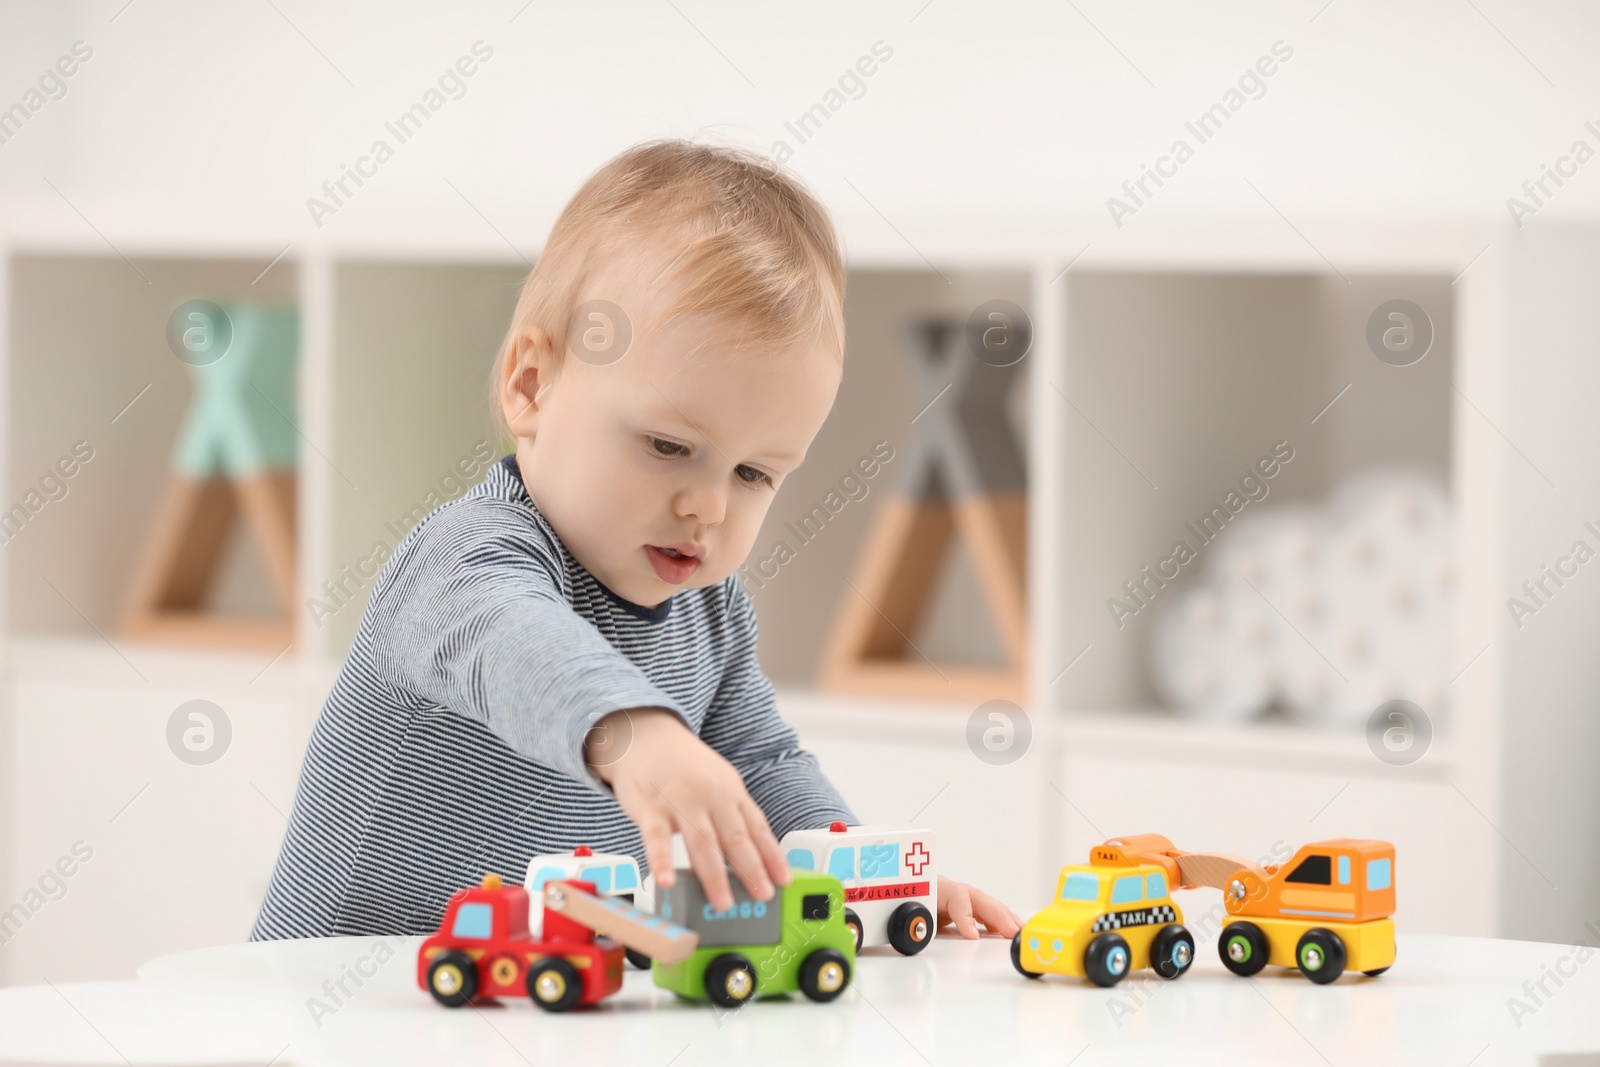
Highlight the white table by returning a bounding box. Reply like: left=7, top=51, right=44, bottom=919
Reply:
left=0, top=934, right=1595, bottom=1065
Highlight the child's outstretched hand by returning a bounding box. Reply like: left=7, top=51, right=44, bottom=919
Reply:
left=938, top=874, right=1021, bottom=939
left=585, top=707, right=789, bottom=913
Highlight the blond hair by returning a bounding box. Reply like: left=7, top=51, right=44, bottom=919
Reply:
left=490, top=138, right=846, bottom=444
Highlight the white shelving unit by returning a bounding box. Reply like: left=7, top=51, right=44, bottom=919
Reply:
left=5, top=214, right=1591, bottom=987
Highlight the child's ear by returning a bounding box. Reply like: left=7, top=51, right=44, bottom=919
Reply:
left=501, top=325, right=558, bottom=436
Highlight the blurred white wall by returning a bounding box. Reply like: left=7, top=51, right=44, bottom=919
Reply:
left=3, top=1, right=1600, bottom=243
left=1503, top=227, right=1600, bottom=946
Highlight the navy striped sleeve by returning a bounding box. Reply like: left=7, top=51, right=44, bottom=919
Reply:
left=701, top=577, right=856, bottom=840
left=368, top=495, right=689, bottom=790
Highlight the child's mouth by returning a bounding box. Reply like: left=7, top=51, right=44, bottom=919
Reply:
left=645, top=544, right=701, bottom=584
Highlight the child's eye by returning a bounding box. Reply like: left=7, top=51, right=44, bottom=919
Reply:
left=736, top=465, right=771, bottom=486
left=648, top=436, right=688, bottom=457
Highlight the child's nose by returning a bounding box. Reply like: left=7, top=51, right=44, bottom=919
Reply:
left=673, top=478, right=726, bottom=526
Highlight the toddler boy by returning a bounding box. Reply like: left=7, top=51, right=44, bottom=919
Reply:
left=252, top=139, right=1017, bottom=941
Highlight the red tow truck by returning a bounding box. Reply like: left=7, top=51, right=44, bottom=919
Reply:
left=417, top=872, right=696, bottom=1012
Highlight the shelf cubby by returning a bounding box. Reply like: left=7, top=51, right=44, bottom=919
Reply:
left=747, top=266, right=1034, bottom=688
left=1053, top=269, right=1455, bottom=713
left=6, top=254, right=299, bottom=646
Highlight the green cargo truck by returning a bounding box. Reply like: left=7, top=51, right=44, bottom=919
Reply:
left=652, top=869, right=856, bottom=1007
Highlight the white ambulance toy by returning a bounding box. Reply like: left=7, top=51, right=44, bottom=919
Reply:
left=523, top=846, right=655, bottom=967
left=781, top=822, right=937, bottom=955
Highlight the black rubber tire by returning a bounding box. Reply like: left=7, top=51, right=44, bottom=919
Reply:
left=703, top=953, right=758, bottom=1008
left=887, top=901, right=935, bottom=956
left=798, top=948, right=852, bottom=1002
left=1363, top=942, right=1394, bottom=977
left=1150, top=923, right=1196, bottom=980
left=625, top=948, right=652, bottom=970
left=526, top=957, right=583, bottom=1012
left=1083, top=932, right=1131, bottom=988
left=1010, top=933, right=1042, bottom=978
left=843, top=908, right=864, bottom=953
left=1219, top=921, right=1270, bottom=977
left=1296, top=928, right=1347, bottom=984
left=426, top=950, right=479, bottom=1007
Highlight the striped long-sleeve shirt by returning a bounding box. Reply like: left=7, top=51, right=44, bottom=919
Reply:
left=250, top=453, right=853, bottom=940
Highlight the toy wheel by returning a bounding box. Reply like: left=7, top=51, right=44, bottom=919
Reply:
left=1219, top=921, right=1269, bottom=977
left=703, top=953, right=758, bottom=1008
left=1150, top=923, right=1195, bottom=980
left=798, top=948, right=851, bottom=1002
left=1010, top=933, right=1042, bottom=978
left=888, top=901, right=934, bottom=956
left=625, top=948, right=653, bottom=970
left=1083, top=932, right=1131, bottom=988
left=526, top=957, right=583, bottom=1012
left=1296, top=928, right=1347, bottom=984
left=843, top=907, right=864, bottom=953
left=426, top=950, right=479, bottom=1007
left=1363, top=942, right=1394, bottom=977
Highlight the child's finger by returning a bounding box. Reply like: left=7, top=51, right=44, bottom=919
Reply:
left=679, top=808, right=735, bottom=912
left=634, top=802, right=676, bottom=889
left=944, top=884, right=979, bottom=939
left=741, top=797, right=791, bottom=887
left=710, top=804, right=772, bottom=901
left=972, top=889, right=1021, bottom=937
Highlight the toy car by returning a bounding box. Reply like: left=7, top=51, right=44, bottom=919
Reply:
left=419, top=873, right=627, bottom=1011
left=781, top=822, right=936, bottom=955
left=1011, top=840, right=1195, bottom=987
left=652, top=867, right=856, bottom=1007
left=524, top=845, right=653, bottom=968
left=1215, top=838, right=1396, bottom=984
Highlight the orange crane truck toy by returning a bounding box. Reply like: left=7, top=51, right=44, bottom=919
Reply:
left=1211, top=837, right=1396, bottom=984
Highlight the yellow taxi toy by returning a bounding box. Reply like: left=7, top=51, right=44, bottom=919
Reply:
left=1011, top=839, right=1196, bottom=987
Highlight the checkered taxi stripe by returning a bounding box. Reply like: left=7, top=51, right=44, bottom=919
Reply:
left=1091, top=905, right=1176, bottom=932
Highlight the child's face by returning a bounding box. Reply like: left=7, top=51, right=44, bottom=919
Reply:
left=508, top=278, right=842, bottom=608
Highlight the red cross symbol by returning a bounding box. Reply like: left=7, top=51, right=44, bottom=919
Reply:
left=906, top=842, right=930, bottom=876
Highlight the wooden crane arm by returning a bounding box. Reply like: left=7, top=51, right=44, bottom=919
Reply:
left=1174, top=853, right=1270, bottom=891
left=1096, top=835, right=1270, bottom=891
